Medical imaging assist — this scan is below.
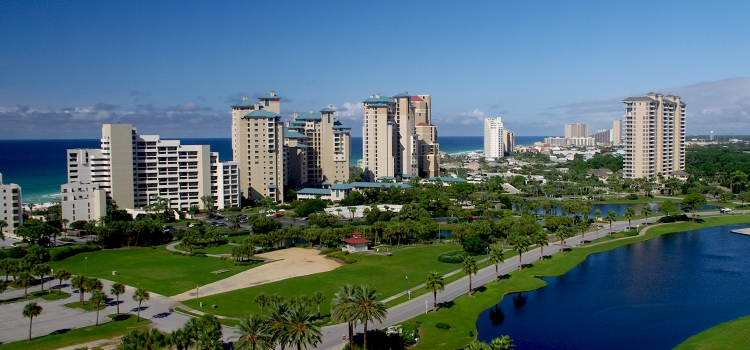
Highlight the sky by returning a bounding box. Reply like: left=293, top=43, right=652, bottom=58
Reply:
left=1, top=0, right=750, bottom=139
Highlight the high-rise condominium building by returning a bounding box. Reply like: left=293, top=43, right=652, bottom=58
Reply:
left=231, top=92, right=285, bottom=202
left=613, top=120, right=622, bottom=144
left=0, top=173, right=22, bottom=236
left=622, top=93, right=686, bottom=179
left=362, top=92, right=440, bottom=181
left=61, top=124, right=239, bottom=223
left=591, top=129, right=612, bottom=145
left=565, top=123, right=589, bottom=139
left=484, top=117, right=504, bottom=158
left=284, top=107, right=351, bottom=187
left=503, top=129, right=515, bottom=155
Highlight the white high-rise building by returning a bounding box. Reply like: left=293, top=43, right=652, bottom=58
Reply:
left=0, top=173, right=22, bottom=236
left=565, top=123, right=589, bottom=139
left=61, top=124, right=239, bottom=223
left=484, top=117, right=505, bottom=158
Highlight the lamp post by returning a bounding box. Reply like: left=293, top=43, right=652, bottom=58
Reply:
left=405, top=276, right=409, bottom=299
left=85, top=256, right=88, bottom=274
left=196, top=286, right=199, bottom=305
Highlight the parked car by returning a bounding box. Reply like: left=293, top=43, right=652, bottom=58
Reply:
left=720, top=208, right=732, bottom=214
left=274, top=213, right=284, bottom=218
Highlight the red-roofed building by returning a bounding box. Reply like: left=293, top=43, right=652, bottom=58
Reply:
left=343, top=232, right=371, bottom=252
left=409, top=96, right=424, bottom=102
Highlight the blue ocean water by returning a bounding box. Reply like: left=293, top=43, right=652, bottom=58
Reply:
left=0, top=135, right=543, bottom=204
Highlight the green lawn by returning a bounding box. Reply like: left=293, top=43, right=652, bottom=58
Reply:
left=195, top=243, right=236, bottom=255
left=49, top=247, right=260, bottom=296
left=32, top=290, right=71, bottom=301
left=675, top=315, right=750, bottom=350
left=64, top=301, right=106, bottom=311
left=181, top=244, right=470, bottom=318
left=407, top=214, right=750, bottom=350
left=0, top=314, right=148, bottom=350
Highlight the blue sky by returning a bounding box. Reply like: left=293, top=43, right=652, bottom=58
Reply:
left=1, top=0, right=749, bottom=139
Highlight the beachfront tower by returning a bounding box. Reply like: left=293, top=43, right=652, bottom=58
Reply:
left=0, top=173, right=23, bottom=236
left=484, top=117, right=504, bottom=158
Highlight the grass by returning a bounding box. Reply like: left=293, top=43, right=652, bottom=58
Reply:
left=0, top=314, right=148, bottom=350
left=64, top=301, right=106, bottom=311
left=675, top=315, right=750, bottom=350
left=49, top=246, right=262, bottom=296
left=194, top=243, right=236, bottom=255
left=181, top=244, right=471, bottom=319
left=406, top=214, right=750, bottom=350
left=32, top=290, right=71, bottom=301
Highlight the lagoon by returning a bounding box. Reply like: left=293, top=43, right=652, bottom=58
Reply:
left=475, top=224, right=750, bottom=349
left=526, top=202, right=719, bottom=216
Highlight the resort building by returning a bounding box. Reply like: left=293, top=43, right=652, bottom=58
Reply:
left=361, top=92, right=440, bottom=181
left=503, top=129, right=515, bottom=155
left=231, top=92, right=285, bottom=202
left=565, top=123, right=589, bottom=138
left=484, top=117, right=505, bottom=158
left=285, top=107, right=352, bottom=188
left=591, top=129, right=612, bottom=145
left=61, top=124, right=239, bottom=223
left=622, top=93, right=686, bottom=179
left=613, top=119, right=622, bottom=144
left=0, top=173, right=22, bottom=236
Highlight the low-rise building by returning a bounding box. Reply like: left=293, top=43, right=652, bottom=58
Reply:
left=0, top=173, right=22, bottom=236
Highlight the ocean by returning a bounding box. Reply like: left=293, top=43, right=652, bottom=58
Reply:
left=0, top=136, right=543, bottom=204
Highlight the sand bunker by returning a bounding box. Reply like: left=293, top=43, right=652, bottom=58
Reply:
left=171, top=247, right=341, bottom=301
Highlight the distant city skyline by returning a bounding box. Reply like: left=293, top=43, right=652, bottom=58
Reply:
left=1, top=1, right=750, bottom=139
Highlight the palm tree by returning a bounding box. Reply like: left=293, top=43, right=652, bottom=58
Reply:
left=132, top=287, right=150, bottom=322
left=625, top=207, right=636, bottom=227
left=330, top=284, right=358, bottom=350
left=233, top=314, right=271, bottom=350
left=110, top=282, right=125, bottom=314
left=23, top=302, right=43, bottom=341
left=462, top=256, right=478, bottom=295
left=312, top=291, right=326, bottom=318
left=71, top=274, right=87, bottom=303
left=424, top=271, right=445, bottom=310
left=286, top=304, right=322, bottom=350
left=488, top=247, right=505, bottom=280
left=490, top=335, right=515, bottom=350
left=511, top=233, right=530, bottom=271
left=606, top=210, right=617, bottom=235
left=53, top=269, right=71, bottom=295
left=593, top=209, right=602, bottom=221
left=90, top=290, right=107, bottom=326
left=641, top=206, right=651, bottom=222
left=353, top=285, right=387, bottom=350
left=254, top=292, right=270, bottom=316
left=532, top=231, right=549, bottom=259
left=170, top=328, right=192, bottom=350
left=32, top=264, right=51, bottom=292
left=265, top=302, right=291, bottom=350
left=84, top=277, right=103, bottom=302
left=14, top=272, right=34, bottom=299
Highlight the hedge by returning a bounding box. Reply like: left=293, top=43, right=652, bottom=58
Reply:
left=49, top=244, right=101, bottom=261
left=437, top=249, right=469, bottom=263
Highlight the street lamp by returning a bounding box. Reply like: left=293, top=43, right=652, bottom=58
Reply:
left=85, top=256, right=88, bottom=274
left=196, top=286, right=199, bottom=306
left=405, top=276, right=409, bottom=299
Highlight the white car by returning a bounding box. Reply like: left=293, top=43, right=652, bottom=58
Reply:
left=720, top=208, right=732, bottom=214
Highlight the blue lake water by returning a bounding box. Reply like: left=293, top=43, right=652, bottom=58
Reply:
left=475, top=224, right=750, bottom=349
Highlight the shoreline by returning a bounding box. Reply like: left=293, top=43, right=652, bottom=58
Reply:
left=408, top=214, right=750, bottom=349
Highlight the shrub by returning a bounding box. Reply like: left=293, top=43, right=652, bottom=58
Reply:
left=438, top=250, right=469, bottom=263
left=6, top=247, right=28, bottom=259
left=320, top=247, right=340, bottom=255
left=462, top=234, right=488, bottom=254
left=48, top=244, right=101, bottom=261
left=626, top=193, right=639, bottom=200
left=325, top=251, right=357, bottom=264
left=435, top=322, right=451, bottom=330
left=59, top=237, right=74, bottom=242
left=0, top=250, right=6, bottom=260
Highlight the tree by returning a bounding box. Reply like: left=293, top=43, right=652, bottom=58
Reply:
left=90, top=290, right=107, bottom=326
left=14, top=272, right=34, bottom=299
left=625, top=207, right=636, bottom=227
left=489, top=335, right=515, bottom=350
left=254, top=292, right=270, bottom=316
left=132, top=287, right=150, bottom=322
left=0, top=220, right=6, bottom=241
left=111, top=282, right=126, bottom=314
left=510, top=233, right=530, bottom=270
left=331, top=284, right=358, bottom=350
left=265, top=302, right=291, bottom=349
left=739, top=191, right=750, bottom=208
left=53, top=268, right=71, bottom=295
left=556, top=226, right=572, bottom=249
left=84, top=277, right=103, bottom=302
left=593, top=209, right=602, bottom=221
left=23, top=302, right=43, bottom=341
left=425, top=271, right=445, bottom=310
left=32, top=264, right=51, bottom=292
left=462, top=256, right=478, bottom=295
left=121, top=328, right=167, bottom=350
left=606, top=210, right=617, bottom=234
left=201, top=196, right=217, bottom=217
left=312, top=291, right=326, bottom=319
left=682, top=193, right=707, bottom=221
left=187, top=204, right=200, bottom=219
left=532, top=231, right=549, bottom=259
left=71, top=274, right=88, bottom=303
left=287, top=304, right=322, bottom=350
left=641, top=206, right=651, bottom=222
left=353, top=285, right=386, bottom=350
left=234, top=314, right=271, bottom=350
left=488, top=246, right=505, bottom=280
left=659, top=200, right=676, bottom=217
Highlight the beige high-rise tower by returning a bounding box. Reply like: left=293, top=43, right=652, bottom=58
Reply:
left=231, top=92, right=285, bottom=202
left=362, top=92, right=439, bottom=181
left=622, top=93, right=686, bottom=179
left=613, top=119, right=622, bottom=144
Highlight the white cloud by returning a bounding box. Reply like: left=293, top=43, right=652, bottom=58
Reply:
left=332, top=102, right=363, bottom=120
